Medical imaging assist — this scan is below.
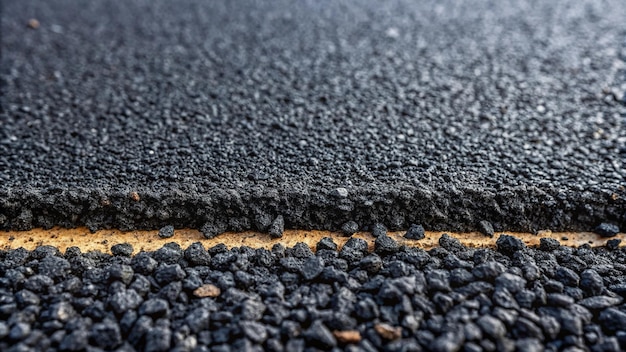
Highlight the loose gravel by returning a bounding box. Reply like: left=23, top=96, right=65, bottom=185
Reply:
left=4, top=236, right=626, bottom=351
left=1, top=0, right=625, bottom=233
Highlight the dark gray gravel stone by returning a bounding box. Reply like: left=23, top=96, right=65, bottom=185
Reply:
left=599, top=308, right=626, bottom=332
left=300, top=257, right=324, bottom=280
left=269, top=215, right=284, bottom=239
left=200, top=222, right=226, bottom=240
left=38, top=256, right=70, bottom=280
left=111, top=243, right=134, bottom=257
left=254, top=213, right=273, bottom=232
left=539, top=238, right=560, bottom=252
left=404, top=224, right=425, bottom=240
left=580, top=269, right=604, bottom=296
left=478, top=221, right=495, bottom=238
left=186, top=308, right=210, bottom=334
left=426, top=269, right=451, bottom=292
left=154, top=264, right=186, bottom=285
left=595, top=223, right=620, bottom=238
left=184, top=242, right=211, bottom=266
left=374, top=235, right=400, bottom=255
left=43, top=302, right=75, bottom=322
left=371, top=223, right=387, bottom=238
left=546, top=293, right=575, bottom=307
left=359, top=254, right=383, bottom=274
left=515, top=338, right=543, bottom=352
left=495, top=273, right=527, bottom=294
left=555, top=266, right=580, bottom=287
left=473, top=261, right=505, bottom=281
left=331, top=188, right=349, bottom=199
left=607, top=239, right=622, bottom=250
left=240, top=321, right=267, bottom=343
left=139, top=299, right=169, bottom=318
left=341, top=221, right=359, bottom=237
left=15, top=290, right=40, bottom=307
left=9, top=323, right=31, bottom=340
left=477, top=316, right=506, bottom=339
left=152, top=243, right=183, bottom=264
left=108, top=264, right=134, bottom=285
left=439, top=234, right=464, bottom=253
left=59, top=329, right=89, bottom=351
left=316, top=237, right=337, bottom=251
left=90, top=319, right=122, bottom=350
left=304, top=320, right=336, bottom=349
left=241, top=299, right=266, bottom=321
left=343, top=237, right=368, bottom=253
left=145, top=326, right=171, bottom=352
left=108, top=290, right=143, bottom=314
left=496, top=235, right=525, bottom=256
left=131, top=253, right=158, bottom=275
left=578, top=296, right=623, bottom=310
left=158, top=225, right=175, bottom=239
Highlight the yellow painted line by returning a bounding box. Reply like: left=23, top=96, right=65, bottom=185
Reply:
left=0, top=227, right=623, bottom=255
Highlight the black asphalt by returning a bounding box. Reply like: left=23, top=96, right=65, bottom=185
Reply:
left=1, top=0, right=626, bottom=232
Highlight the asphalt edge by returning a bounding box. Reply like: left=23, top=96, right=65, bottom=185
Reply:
left=0, top=183, right=624, bottom=233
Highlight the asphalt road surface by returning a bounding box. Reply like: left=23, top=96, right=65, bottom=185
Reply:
left=1, top=0, right=625, bottom=233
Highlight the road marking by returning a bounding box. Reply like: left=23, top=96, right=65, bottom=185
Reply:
left=0, top=227, right=622, bottom=255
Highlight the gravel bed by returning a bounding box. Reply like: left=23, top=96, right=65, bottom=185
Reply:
left=3, top=235, right=626, bottom=351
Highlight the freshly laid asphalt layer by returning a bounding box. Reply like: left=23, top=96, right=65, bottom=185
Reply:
left=4, top=236, right=626, bottom=351
left=1, top=0, right=625, bottom=233
left=2, top=1, right=626, bottom=350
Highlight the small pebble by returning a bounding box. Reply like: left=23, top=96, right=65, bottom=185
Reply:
left=158, top=225, right=175, bottom=238
left=595, top=223, right=620, bottom=238
left=333, top=330, right=361, bottom=344
left=193, top=284, right=221, bottom=298
left=341, top=221, right=359, bottom=236
left=404, top=224, right=425, bottom=240
left=27, top=19, right=40, bottom=29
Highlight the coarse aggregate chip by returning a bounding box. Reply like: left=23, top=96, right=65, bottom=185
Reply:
left=1, top=0, right=625, bottom=233
left=3, top=236, right=626, bottom=351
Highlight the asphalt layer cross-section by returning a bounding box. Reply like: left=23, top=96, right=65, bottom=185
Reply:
left=1, top=0, right=626, bottom=233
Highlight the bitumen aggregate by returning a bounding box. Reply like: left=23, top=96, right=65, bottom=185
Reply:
left=4, top=236, right=626, bottom=351
left=1, top=0, right=625, bottom=233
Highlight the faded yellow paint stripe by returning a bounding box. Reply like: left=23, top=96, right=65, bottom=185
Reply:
left=0, top=227, right=623, bottom=255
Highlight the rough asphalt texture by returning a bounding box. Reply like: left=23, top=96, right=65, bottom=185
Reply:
left=2, top=0, right=626, bottom=233
left=5, top=236, right=626, bottom=351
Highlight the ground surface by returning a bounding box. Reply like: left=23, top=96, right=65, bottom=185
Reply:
left=0, top=227, right=621, bottom=255
left=1, top=0, right=625, bottom=232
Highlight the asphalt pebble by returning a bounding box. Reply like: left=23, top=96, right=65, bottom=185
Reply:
left=607, top=239, right=622, bottom=250
left=539, top=238, right=560, bottom=252
left=374, top=235, right=400, bottom=255
left=158, top=225, right=175, bottom=239
left=341, top=221, right=359, bottom=236
left=305, top=320, right=337, bottom=348
left=269, top=215, right=284, bottom=239
left=496, top=234, right=525, bottom=256
left=370, top=223, right=387, bottom=238
left=316, top=237, right=337, bottom=251
left=111, top=243, right=134, bottom=257
left=404, top=224, right=425, bottom=240
left=479, top=220, right=495, bottom=237
left=595, top=223, right=620, bottom=238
